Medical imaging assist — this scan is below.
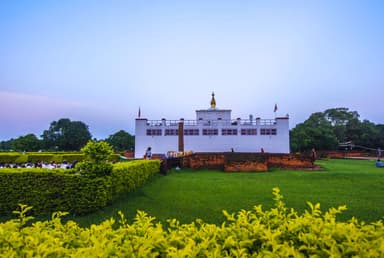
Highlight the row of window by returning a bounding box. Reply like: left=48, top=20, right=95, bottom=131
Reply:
left=146, top=128, right=277, bottom=136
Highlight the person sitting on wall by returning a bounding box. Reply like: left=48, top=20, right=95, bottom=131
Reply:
left=376, top=159, right=384, bottom=168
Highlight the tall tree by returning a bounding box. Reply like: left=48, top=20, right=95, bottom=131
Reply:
left=323, top=108, right=360, bottom=142
left=105, top=130, right=134, bottom=151
left=376, top=124, right=384, bottom=148
left=41, top=118, right=92, bottom=151
left=290, top=112, right=338, bottom=152
left=290, top=107, right=384, bottom=152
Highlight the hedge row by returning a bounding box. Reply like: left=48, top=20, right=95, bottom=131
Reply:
left=0, top=160, right=161, bottom=216
left=111, top=161, right=162, bottom=200
left=0, top=152, right=121, bottom=163
left=1, top=188, right=383, bottom=257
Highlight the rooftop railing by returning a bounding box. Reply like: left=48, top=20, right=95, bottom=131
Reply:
left=146, top=119, right=277, bottom=127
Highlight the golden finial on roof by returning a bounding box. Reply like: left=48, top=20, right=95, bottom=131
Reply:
left=210, top=92, right=216, bottom=109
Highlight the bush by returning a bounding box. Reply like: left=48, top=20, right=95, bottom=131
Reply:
left=111, top=160, right=161, bottom=199
left=0, top=160, right=161, bottom=216
left=0, top=153, right=21, bottom=163
left=24, top=154, right=55, bottom=163
left=60, top=153, right=85, bottom=163
left=1, top=188, right=383, bottom=257
left=0, top=169, right=111, bottom=215
left=0, top=152, right=119, bottom=164
left=81, top=141, right=113, bottom=163
left=77, top=141, right=115, bottom=178
left=76, top=161, right=113, bottom=178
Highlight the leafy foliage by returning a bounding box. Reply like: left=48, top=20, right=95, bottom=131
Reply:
left=11, top=134, right=42, bottom=152
left=0, top=152, right=120, bottom=164
left=105, top=130, right=135, bottom=151
left=77, top=141, right=115, bottom=177
left=1, top=188, right=383, bottom=257
left=290, top=107, right=384, bottom=152
left=76, top=162, right=113, bottom=178
left=81, top=141, right=113, bottom=163
left=290, top=112, right=338, bottom=152
left=0, top=160, right=160, bottom=216
left=41, top=118, right=92, bottom=151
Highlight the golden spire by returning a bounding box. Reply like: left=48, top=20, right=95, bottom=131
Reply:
left=210, top=92, right=216, bottom=109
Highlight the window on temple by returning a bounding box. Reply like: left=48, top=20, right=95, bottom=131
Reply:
left=222, top=129, right=238, bottom=135
left=184, top=129, right=199, bottom=135
left=146, top=129, right=162, bottom=136
left=241, top=128, right=257, bottom=135
left=260, top=128, right=277, bottom=135
left=203, top=129, right=218, bottom=135
left=165, top=129, right=178, bottom=136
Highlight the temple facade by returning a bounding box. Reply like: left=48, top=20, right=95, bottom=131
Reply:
left=134, top=93, right=290, bottom=158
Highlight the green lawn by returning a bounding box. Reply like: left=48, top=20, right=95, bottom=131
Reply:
left=68, top=158, right=384, bottom=227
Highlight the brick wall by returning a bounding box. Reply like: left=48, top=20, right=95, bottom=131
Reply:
left=175, top=152, right=313, bottom=172
left=267, top=154, right=313, bottom=169
left=180, top=153, right=225, bottom=170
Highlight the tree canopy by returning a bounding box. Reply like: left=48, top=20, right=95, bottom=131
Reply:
left=105, top=130, right=134, bottom=151
left=11, top=134, right=42, bottom=152
left=290, top=108, right=384, bottom=152
left=41, top=118, right=92, bottom=151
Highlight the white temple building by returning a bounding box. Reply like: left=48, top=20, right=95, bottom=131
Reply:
left=134, top=93, right=290, bottom=158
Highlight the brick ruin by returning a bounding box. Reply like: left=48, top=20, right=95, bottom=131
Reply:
left=166, top=152, right=315, bottom=172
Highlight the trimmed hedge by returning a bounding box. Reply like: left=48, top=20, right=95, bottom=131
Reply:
left=0, top=152, right=121, bottom=164
left=0, top=160, right=160, bottom=216
left=111, top=160, right=161, bottom=199
left=0, top=170, right=110, bottom=215
left=0, top=153, right=20, bottom=163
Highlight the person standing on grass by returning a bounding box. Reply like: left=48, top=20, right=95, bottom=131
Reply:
left=311, top=148, right=317, bottom=165
left=145, top=147, right=152, bottom=160
left=378, top=148, right=382, bottom=159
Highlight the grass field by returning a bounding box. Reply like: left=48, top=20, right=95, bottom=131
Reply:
left=67, top=158, right=384, bottom=227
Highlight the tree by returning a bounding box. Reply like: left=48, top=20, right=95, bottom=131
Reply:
left=376, top=124, right=384, bottom=148
left=290, top=107, right=384, bottom=152
left=290, top=112, right=338, bottom=152
left=105, top=130, right=134, bottom=151
left=41, top=118, right=92, bottom=151
left=323, top=108, right=359, bottom=142
left=12, top=134, right=41, bottom=151
left=0, top=139, right=13, bottom=151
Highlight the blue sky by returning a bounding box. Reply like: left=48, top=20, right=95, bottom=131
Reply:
left=1, top=0, right=383, bottom=141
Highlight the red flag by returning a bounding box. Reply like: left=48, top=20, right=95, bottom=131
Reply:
left=274, top=104, right=278, bottom=113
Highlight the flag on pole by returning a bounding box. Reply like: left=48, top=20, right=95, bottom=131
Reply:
left=138, top=107, right=141, bottom=118
left=274, top=104, right=278, bottom=113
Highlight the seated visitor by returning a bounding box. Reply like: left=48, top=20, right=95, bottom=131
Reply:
left=376, top=159, right=384, bottom=168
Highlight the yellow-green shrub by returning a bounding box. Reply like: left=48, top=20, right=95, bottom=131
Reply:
left=0, top=160, right=160, bottom=216
left=0, top=152, right=120, bottom=164
left=111, top=160, right=161, bottom=199
left=1, top=188, right=383, bottom=257
left=0, top=153, right=20, bottom=163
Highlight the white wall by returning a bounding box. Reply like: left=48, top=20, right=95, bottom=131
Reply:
left=134, top=117, right=290, bottom=158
